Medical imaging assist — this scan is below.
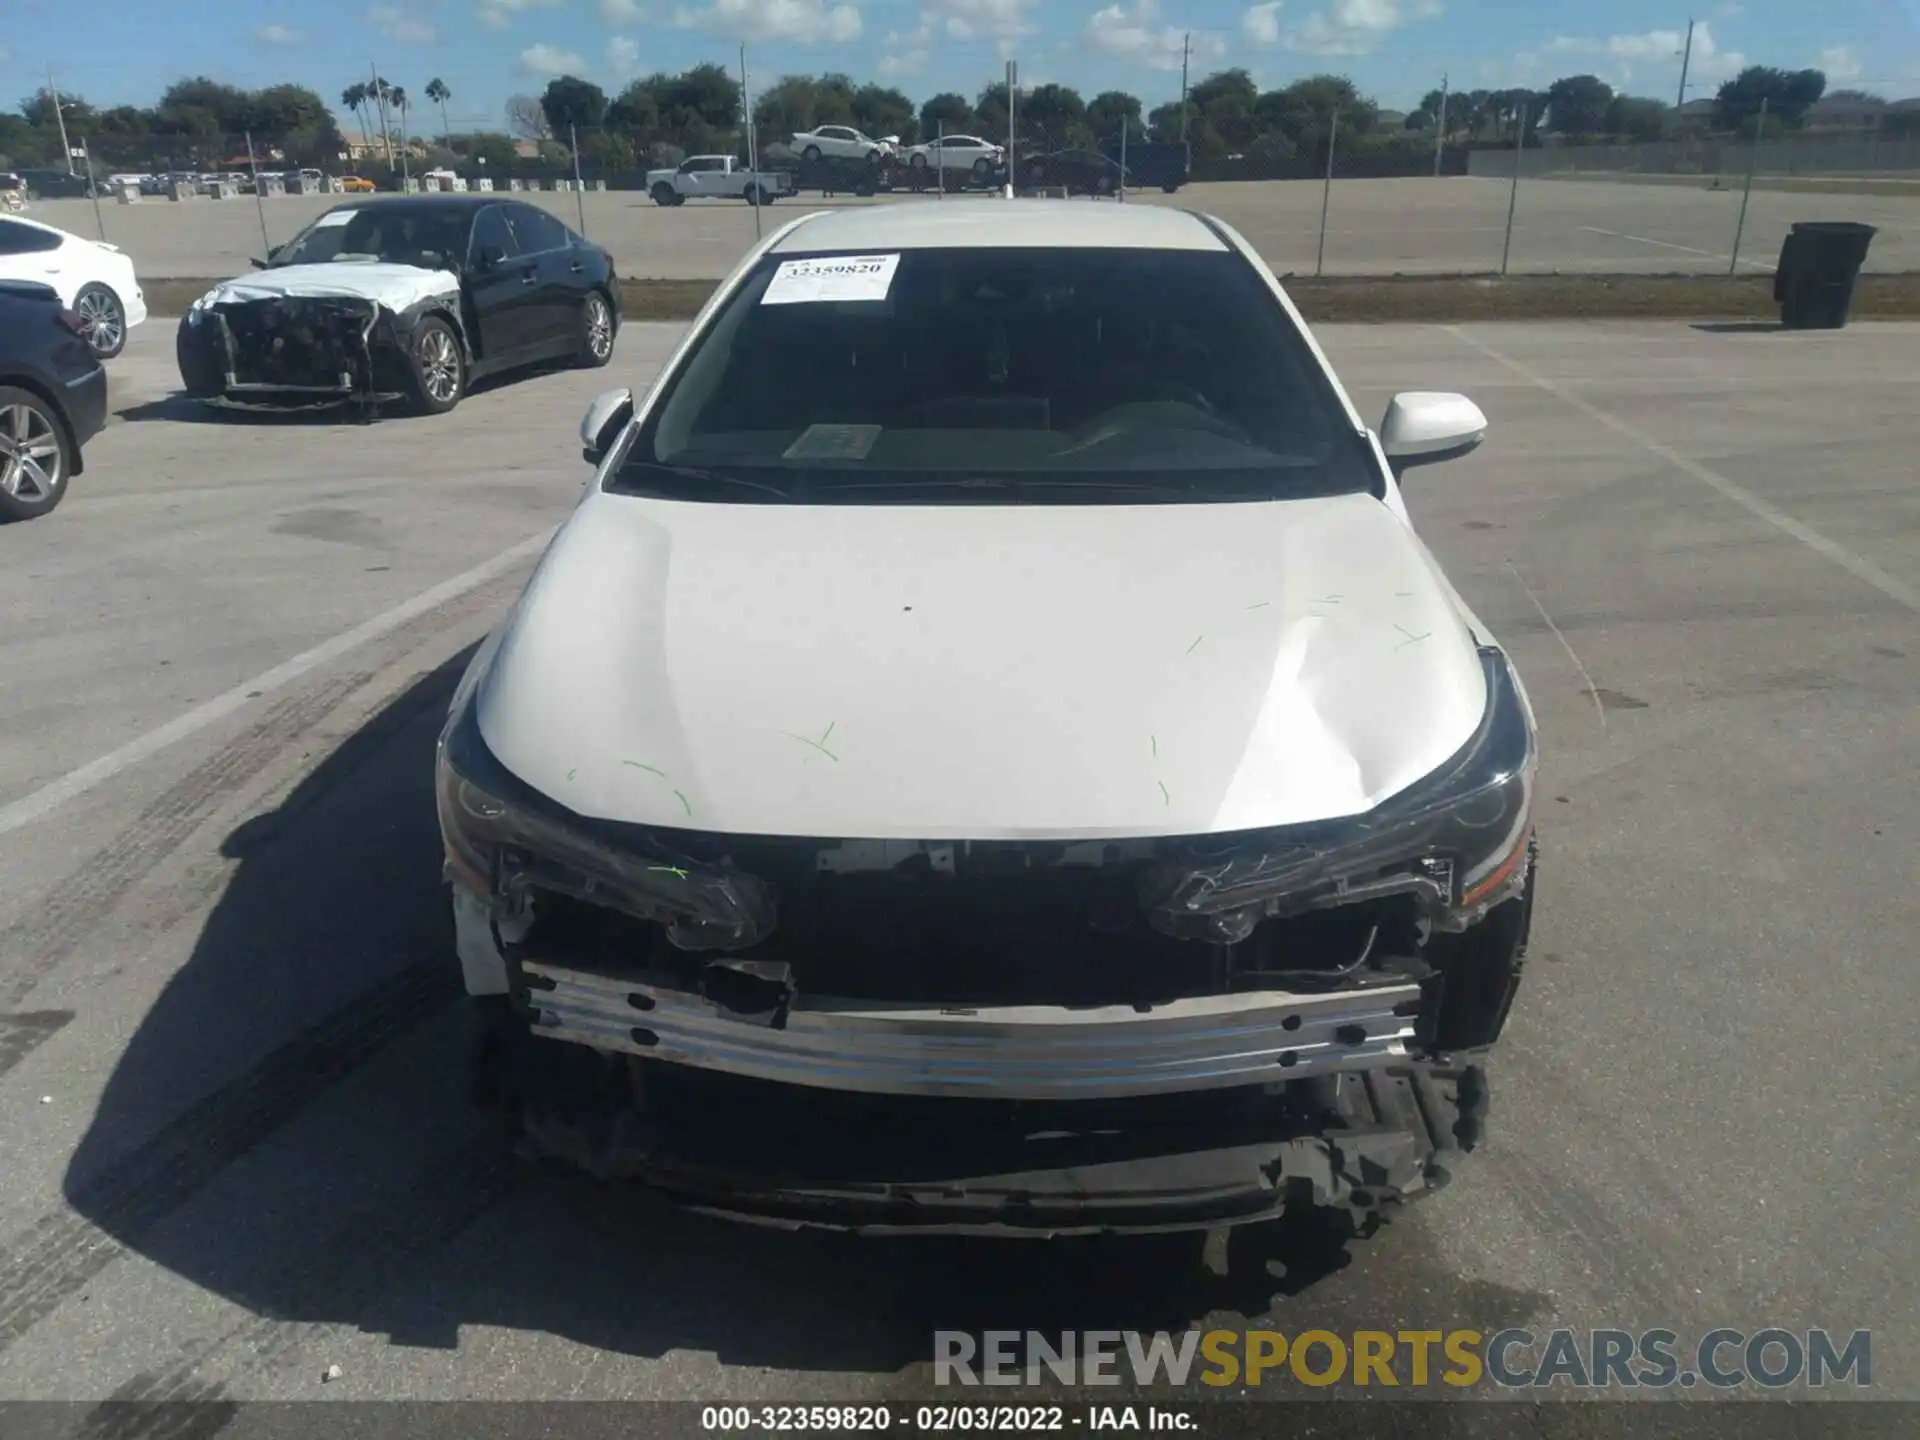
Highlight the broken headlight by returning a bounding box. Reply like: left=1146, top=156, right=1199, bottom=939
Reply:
left=1142, top=646, right=1537, bottom=944
left=435, top=693, right=776, bottom=952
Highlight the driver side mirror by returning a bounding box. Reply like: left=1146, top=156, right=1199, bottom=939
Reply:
left=473, top=244, right=507, bottom=272
left=581, top=388, right=634, bottom=465
left=1379, top=392, right=1488, bottom=476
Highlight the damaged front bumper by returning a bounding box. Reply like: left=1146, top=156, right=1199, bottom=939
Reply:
left=519, top=956, right=1420, bottom=1100
left=176, top=295, right=411, bottom=407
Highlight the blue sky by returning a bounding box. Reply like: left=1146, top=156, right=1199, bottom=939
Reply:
left=4, top=0, right=1916, bottom=130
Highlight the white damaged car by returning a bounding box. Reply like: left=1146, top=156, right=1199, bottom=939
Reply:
left=439, top=201, right=1538, bottom=1237
left=0, top=212, right=147, bottom=359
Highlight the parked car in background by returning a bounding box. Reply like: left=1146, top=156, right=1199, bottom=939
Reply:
left=790, top=126, right=896, bottom=164
left=175, top=195, right=620, bottom=416
left=339, top=175, right=377, bottom=193
left=647, top=156, right=795, bottom=207
left=901, top=133, right=1005, bottom=178
left=19, top=169, right=99, bottom=200
left=0, top=214, right=147, bottom=359
left=0, top=279, right=107, bottom=522
left=1022, top=148, right=1129, bottom=196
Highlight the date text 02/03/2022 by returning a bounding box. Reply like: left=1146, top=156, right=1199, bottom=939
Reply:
left=700, top=1405, right=1194, bottom=1432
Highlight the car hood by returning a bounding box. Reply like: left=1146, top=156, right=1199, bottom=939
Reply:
left=475, top=490, right=1490, bottom=841
left=194, top=263, right=459, bottom=313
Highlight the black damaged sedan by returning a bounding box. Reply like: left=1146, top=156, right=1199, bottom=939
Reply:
left=175, top=195, right=621, bottom=416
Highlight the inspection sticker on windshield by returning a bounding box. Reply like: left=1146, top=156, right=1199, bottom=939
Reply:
left=312, top=210, right=354, bottom=228
left=762, top=253, right=900, bottom=306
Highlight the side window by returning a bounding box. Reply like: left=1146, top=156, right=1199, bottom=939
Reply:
left=0, top=220, right=61, bottom=255
left=469, top=206, right=518, bottom=263
left=509, top=204, right=568, bottom=255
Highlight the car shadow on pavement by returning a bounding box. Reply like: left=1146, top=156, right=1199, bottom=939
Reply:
left=59, top=656, right=1546, bottom=1386
left=1689, top=321, right=1787, bottom=334
left=115, top=364, right=583, bottom=427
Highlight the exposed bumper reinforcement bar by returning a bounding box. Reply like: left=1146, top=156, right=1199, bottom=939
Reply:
left=518, top=960, right=1422, bottom=1101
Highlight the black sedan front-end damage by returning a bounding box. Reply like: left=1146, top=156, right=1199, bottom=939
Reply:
left=176, top=293, right=448, bottom=412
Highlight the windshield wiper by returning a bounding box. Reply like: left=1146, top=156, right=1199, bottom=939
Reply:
left=626, top=463, right=796, bottom=501
left=797, top=475, right=1195, bottom=499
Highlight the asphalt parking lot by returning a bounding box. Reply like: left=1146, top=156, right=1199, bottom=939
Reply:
left=28, top=172, right=1920, bottom=282
left=0, top=317, right=1915, bottom=1405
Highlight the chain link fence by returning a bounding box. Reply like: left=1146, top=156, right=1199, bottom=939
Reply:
left=8, top=125, right=1915, bottom=284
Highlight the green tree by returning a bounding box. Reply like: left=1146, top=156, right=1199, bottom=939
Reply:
left=1605, top=95, right=1671, bottom=140
left=1715, top=65, right=1826, bottom=130
left=850, top=83, right=916, bottom=143
left=1086, top=90, right=1144, bottom=144
left=1544, top=74, right=1615, bottom=134
left=580, top=129, right=637, bottom=175
left=425, top=78, right=452, bottom=147
left=918, top=91, right=972, bottom=139
left=540, top=75, right=609, bottom=136
left=1021, top=83, right=1087, bottom=149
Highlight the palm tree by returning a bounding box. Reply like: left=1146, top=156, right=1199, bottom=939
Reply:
left=341, top=82, right=372, bottom=158
left=426, top=77, right=452, bottom=149
left=389, top=87, right=410, bottom=177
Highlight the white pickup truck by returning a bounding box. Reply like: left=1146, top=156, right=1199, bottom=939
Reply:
left=647, top=155, right=795, bottom=207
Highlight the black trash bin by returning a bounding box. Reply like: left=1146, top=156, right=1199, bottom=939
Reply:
left=1773, top=221, right=1876, bottom=330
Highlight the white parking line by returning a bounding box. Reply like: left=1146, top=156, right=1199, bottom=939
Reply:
left=1576, top=224, right=1773, bottom=271
left=1446, top=326, right=1920, bottom=616
left=0, top=530, right=554, bottom=839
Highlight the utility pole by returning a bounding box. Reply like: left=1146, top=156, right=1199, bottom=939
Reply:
left=48, top=70, right=74, bottom=176
left=1179, top=32, right=1192, bottom=142
left=740, top=45, right=761, bottom=238
left=1434, top=73, right=1448, bottom=177
left=1676, top=18, right=1695, bottom=109
left=1006, top=59, right=1018, bottom=194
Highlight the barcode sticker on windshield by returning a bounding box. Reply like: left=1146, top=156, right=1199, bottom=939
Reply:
left=312, top=210, right=354, bottom=228
left=761, top=253, right=900, bottom=306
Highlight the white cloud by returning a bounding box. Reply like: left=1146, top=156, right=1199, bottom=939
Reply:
left=671, top=0, right=861, bottom=42
left=928, top=0, right=1032, bottom=42
left=480, top=0, right=563, bottom=30
left=607, top=34, right=640, bottom=73
left=256, top=23, right=303, bottom=43
left=370, top=5, right=437, bottom=41
left=1086, top=0, right=1225, bottom=71
left=1818, top=45, right=1862, bottom=83
left=1242, top=2, right=1282, bottom=44
left=1714, top=2, right=1742, bottom=15
left=1242, top=0, right=1439, bottom=56
left=601, top=0, right=645, bottom=18
left=878, top=22, right=931, bottom=76
left=1543, top=22, right=1746, bottom=88
left=520, top=41, right=589, bottom=74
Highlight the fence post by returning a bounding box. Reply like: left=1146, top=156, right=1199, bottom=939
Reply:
left=1728, top=96, right=1767, bottom=276
left=1118, top=123, right=1127, bottom=202
left=245, top=130, right=271, bottom=261
left=740, top=45, right=761, bottom=238
left=1500, top=103, right=1527, bottom=276
left=82, top=137, right=106, bottom=241
left=937, top=120, right=944, bottom=199
left=570, top=123, right=588, bottom=235
left=1315, top=109, right=1338, bottom=278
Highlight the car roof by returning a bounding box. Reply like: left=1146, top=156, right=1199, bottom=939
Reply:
left=322, top=193, right=502, bottom=213
left=768, top=199, right=1229, bottom=255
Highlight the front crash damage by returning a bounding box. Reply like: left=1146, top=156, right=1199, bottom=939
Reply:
left=440, top=646, right=1537, bottom=1237
left=194, top=295, right=391, bottom=410
left=178, top=269, right=464, bottom=413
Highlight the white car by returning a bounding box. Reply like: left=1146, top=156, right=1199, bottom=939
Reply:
left=901, top=133, right=1005, bottom=177
left=439, top=201, right=1539, bottom=1235
left=0, top=213, right=146, bottom=359
left=790, top=125, right=896, bottom=164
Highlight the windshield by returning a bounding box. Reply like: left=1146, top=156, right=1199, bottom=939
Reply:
left=269, top=205, right=467, bottom=270
left=612, top=245, right=1373, bottom=505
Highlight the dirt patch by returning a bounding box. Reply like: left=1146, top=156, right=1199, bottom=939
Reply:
left=142, top=272, right=1920, bottom=327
